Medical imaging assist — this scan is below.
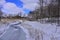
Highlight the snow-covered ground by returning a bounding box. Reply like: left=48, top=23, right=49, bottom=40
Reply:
left=0, top=20, right=60, bottom=40
left=23, top=21, right=60, bottom=40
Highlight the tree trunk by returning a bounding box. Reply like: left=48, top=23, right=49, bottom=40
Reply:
left=0, top=10, right=2, bottom=21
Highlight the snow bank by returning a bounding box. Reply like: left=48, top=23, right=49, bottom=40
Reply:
left=24, top=21, right=60, bottom=40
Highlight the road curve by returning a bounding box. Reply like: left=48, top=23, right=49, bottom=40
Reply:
left=0, top=24, right=26, bottom=40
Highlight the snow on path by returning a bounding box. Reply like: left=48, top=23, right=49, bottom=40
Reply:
left=0, top=20, right=60, bottom=40
left=24, top=21, right=60, bottom=40
left=24, top=21, right=56, bottom=34
left=0, top=21, right=29, bottom=40
left=20, top=23, right=43, bottom=40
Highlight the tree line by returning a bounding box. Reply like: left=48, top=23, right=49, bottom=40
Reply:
left=0, top=0, right=60, bottom=22
left=28, top=0, right=60, bottom=20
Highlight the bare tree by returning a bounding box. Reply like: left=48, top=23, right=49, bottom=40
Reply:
left=0, top=10, right=2, bottom=21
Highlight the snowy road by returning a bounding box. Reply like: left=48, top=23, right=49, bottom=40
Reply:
left=0, top=22, right=26, bottom=40
left=0, top=20, right=60, bottom=40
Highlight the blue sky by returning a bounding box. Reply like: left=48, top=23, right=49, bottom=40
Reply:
left=5, top=0, right=23, bottom=8
left=5, top=0, right=31, bottom=14
left=0, top=0, right=40, bottom=17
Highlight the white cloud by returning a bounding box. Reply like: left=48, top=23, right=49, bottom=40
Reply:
left=21, top=0, right=39, bottom=3
left=21, top=0, right=40, bottom=11
left=23, top=3, right=40, bottom=11
left=1, top=2, right=27, bottom=17
left=1, top=2, right=21, bottom=16
left=1, top=0, right=40, bottom=17
left=0, top=0, right=6, bottom=6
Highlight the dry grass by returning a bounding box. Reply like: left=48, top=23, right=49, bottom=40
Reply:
left=1, top=18, right=28, bottom=23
